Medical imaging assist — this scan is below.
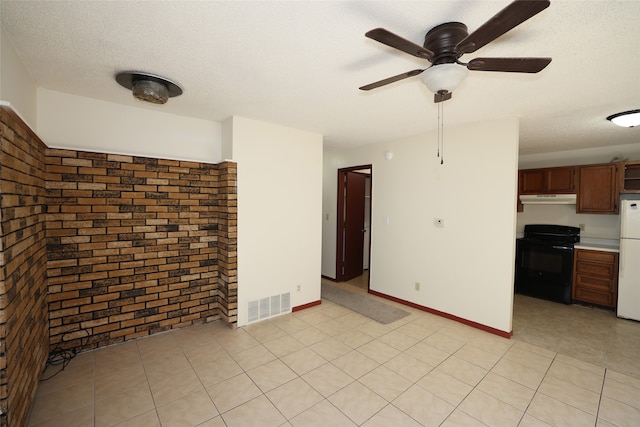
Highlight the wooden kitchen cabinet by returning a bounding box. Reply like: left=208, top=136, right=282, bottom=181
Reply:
left=519, top=166, right=575, bottom=194
left=576, top=163, right=619, bottom=214
left=547, top=167, right=576, bottom=193
left=620, top=160, right=640, bottom=193
left=519, top=169, right=545, bottom=194
left=572, top=249, right=619, bottom=309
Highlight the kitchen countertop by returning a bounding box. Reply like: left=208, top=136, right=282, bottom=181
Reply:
left=574, top=239, right=620, bottom=253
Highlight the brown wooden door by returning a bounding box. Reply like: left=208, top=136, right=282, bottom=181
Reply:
left=341, top=171, right=366, bottom=281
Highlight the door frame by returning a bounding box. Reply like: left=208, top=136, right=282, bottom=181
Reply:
left=336, top=165, right=373, bottom=284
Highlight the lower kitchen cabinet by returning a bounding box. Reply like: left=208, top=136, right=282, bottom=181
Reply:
left=572, top=249, right=619, bottom=309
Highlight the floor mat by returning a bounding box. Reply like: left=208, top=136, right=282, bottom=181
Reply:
left=321, top=282, right=410, bottom=324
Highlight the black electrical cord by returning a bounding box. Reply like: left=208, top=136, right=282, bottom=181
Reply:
left=40, top=330, right=90, bottom=381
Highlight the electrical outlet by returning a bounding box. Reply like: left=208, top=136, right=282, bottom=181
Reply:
left=579, top=223, right=585, bottom=231
left=415, top=282, right=420, bottom=291
left=297, top=285, right=301, bottom=291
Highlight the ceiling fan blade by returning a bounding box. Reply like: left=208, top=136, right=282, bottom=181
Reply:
left=359, top=69, right=425, bottom=91
left=365, top=28, right=434, bottom=59
left=467, top=57, right=551, bottom=73
left=456, top=0, right=550, bottom=54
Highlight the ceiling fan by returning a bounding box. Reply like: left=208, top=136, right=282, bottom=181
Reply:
left=359, top=0, right=552, bottom=103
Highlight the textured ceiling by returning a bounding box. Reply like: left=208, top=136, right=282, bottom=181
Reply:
left=2, top=0, right=639, bottom=155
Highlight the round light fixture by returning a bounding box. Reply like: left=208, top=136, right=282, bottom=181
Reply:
left=606, top=109, right=640, bottom=128
left=420, top=63, right=469, bottom=94
left=115, top=71, right=182, bottom=104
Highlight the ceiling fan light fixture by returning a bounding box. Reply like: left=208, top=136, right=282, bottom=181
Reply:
left=606, top=110, right=640, bottom=128
left=115, top=71, right=183, bottom=105
left=420, top=64, right=469, bottom=95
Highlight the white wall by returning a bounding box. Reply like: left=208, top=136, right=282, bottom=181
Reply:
left=323, top=118, right=519, bottom=334
left=37, top=89, right=222, bottom=162
left=321, top=153, right=340, bottom=278
left=227, top=116, right=323, bottom=326
left=221, top=118, right=234, bottom=161
left=0, top=27, right=37, bottom=126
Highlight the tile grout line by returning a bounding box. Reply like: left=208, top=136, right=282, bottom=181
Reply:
left=516, top=350, right=557, bottom=427
left=594, top=368, right=607, bottom=426
left=135, top=340, right=159, bottom=425
left=93, top=353, right=97, bottom=427
left=447, top=339, right=516, bottom=426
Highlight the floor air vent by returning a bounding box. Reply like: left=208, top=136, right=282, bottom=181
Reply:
left=247, top=292, right=291, bottom=324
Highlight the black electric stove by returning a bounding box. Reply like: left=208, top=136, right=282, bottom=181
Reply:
left=515, top=224, right=580, bottom=304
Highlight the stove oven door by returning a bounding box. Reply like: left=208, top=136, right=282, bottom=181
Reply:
left=515, top=238, right=574, bottom=304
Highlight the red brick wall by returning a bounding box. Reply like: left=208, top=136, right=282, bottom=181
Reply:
left=0, top=104, right=237, bottom=426
left=212, top=164, right=238, bottom=324
left=45, top=150, right=238, bottom=350
left=0, top=107, right=49, bottom=427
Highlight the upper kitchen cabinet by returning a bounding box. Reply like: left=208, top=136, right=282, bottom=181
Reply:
left=519, top=166, right=576, bottom=195
left=620, top=160, right=640, bottom=193
left=576, top=163, right=619, bottom=214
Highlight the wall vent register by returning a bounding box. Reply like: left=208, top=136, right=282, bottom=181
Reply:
left=247, top=292, right=291, bottom=324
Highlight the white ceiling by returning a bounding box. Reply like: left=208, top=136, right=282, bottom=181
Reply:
left=2, top=0, right=639, bottom=155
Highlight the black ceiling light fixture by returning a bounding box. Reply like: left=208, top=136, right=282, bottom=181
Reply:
left=115, top=71, right=182, bottom=105
left=606, top=110, right=640, bottom=128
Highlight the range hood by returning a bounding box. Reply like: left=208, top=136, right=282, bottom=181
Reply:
left=520, top=194, right=577, bottom=205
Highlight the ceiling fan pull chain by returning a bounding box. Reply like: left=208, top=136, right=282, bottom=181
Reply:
left=438, top=104, right=442, bottom=158
left=440, top=103, right=444, bottom=165
left=437, top=102, right=444, bottom=163
left=437, top=103, right=441, bottom=159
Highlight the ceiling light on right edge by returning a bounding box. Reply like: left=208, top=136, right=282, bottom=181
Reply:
left=606, top=109, right=640, bottom=128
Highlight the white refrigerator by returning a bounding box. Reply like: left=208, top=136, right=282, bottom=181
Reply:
left=618, top=199, right=640, bottom=320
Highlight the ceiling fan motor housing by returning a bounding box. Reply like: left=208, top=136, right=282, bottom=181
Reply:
left=423, top=22, right=468, bottom=65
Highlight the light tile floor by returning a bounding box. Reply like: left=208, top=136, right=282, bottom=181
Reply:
left=513, top=292, right=640, bottom=379
left=28, top=281, right=640, bottom=427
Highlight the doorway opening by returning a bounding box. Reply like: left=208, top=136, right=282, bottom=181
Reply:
left=336, top=165, right=372, bottom=291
